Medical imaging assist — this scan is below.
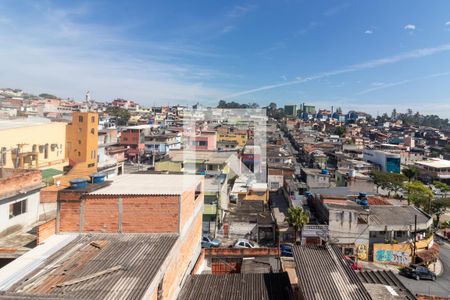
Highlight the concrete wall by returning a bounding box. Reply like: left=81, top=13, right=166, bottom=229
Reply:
left=0, top=191, right=40, bottom=237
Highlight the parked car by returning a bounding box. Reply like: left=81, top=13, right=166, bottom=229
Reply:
left=400, top=265, right=436, bottom=281
left=201, top=235, right=221, bottom=248
left=233, top=239, right=259, bottom=249
left=280, top=244, right=293, bottom=257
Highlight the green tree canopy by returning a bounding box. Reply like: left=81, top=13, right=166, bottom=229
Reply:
left=286, top=207, right=310, bottom=244
left=106, top=107, right=131, bottom=126
left=404, top=181, right=433, bottom=210
left=402, top=167, right=420, bottom=182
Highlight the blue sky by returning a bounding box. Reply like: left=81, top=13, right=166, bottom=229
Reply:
left=1, top=1, right=450, bottom=117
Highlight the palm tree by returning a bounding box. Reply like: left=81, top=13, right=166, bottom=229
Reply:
left=286, top=207, right=310, bottom=245
left=402, top=167, right=419, bottom=182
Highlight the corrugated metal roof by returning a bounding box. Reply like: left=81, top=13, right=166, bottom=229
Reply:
left=89, top=174, right=203, bottom=195
left=357, top=270, right=416, bottom=300
left=369, top=206, right=430, bottom=226
left=293, top=245, right=372, bottom=300
left=1, top=233, right=178, bottom=300
left=178, top=273, right=293, bottom=300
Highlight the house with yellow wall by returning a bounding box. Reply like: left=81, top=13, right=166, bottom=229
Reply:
left=0, top=118, right=67, bottom=173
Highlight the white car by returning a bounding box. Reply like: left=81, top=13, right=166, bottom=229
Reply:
left=233, top=239, right=259, bottom=249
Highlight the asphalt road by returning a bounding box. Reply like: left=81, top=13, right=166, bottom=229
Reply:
left=398, top=242, right=450, bottom=298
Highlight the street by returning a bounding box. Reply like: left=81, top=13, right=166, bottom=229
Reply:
left=398, top=242, right=450, bottom=298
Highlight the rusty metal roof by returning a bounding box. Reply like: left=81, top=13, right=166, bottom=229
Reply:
left=1, top=233, right=178, bottom=300
left=293, top=245, right=372, bottom=300
left=178, top=273, right=294, bottom=300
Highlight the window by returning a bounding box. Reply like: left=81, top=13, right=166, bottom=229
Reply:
left=9, top=199, right=27, bottom=218
left=44, top=144, right=49, bottom=159
left=32, top=144, right=37, bottom=153
left=79, top=116, right=83, bottom=122
left=88, top=163, right=95, bottom=168
left=91, top=116, right=95, bottom=123
left=91, top=128, right=95, bottom=134
left=0, top=147, right=6, bottom=165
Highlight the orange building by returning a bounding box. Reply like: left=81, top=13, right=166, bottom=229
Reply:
left=66, top=112, right=98, bottom=169
left=59, top=112, right=99, bottom=186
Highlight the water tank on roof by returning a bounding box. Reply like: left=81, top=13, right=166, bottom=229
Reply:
left=70, top=178, right=88, bottom=189
left=348, top=169, right=356, bottom=177
left=89, top=173, right=106, bottom=184
left=321, top=169, right=329, bottom=175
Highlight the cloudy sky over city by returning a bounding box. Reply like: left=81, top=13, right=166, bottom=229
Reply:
left=1, top=0, right=450, bottom=116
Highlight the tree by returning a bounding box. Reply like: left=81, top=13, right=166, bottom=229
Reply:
left=433, top=181, right=450, bottom=198
left=336, top=107, right=343, bottom=114
left=106, top=107, right=131, bottom=126
left=430, top=198, right=450, bottom=225
left=404, top=181, right=433, bottom=211
left=286, top=207, right=310, bottom=244
left=402, top=167, right=419, bottom=182
left=371, top=171, right=390, bottom=194
left=386, top=173, right=407, bottom=198
left=39, top=93, right=58, bottom=99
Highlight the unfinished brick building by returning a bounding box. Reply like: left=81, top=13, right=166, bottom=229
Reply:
left=0, top=174, right=204, bottom=300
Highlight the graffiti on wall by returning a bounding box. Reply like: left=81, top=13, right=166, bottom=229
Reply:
left=375, top=249, right=410, bottom=265
left=356, top=244, right=368, bottom=261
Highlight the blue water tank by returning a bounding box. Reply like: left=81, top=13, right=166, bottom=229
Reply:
left=90, top=173, right=106, bottom=184
left=358, top=192, right=367, bottom=199
left=321, top=169, right=329, bottom=175
left=70, top=178, right=88, bottom=189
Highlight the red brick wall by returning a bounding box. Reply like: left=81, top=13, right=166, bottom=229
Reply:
left=40, top=189, right=58, bottom=203
left=58, top=193, right=180, bottom=233
left=59, top=201, right=81, bottom=232
left=0, top=169, right=41, bottom=199
left=84, top=197, right=119, bottom=232
left=122, top=195, right=179, bottom=233
left=37, top=219, right=56, bottom=244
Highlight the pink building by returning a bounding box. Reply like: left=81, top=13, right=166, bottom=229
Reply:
left=186, top=131, right=217, bottom=150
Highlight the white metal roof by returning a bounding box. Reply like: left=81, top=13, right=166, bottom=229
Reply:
left=89, top=174, right=203, bottom=195
left=416, top=159, right=450, bottom=169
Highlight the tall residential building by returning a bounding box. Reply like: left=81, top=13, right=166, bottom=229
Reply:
left=66, top=112, right=98, bottom=170
left=61, top=112, right=99, bottom=186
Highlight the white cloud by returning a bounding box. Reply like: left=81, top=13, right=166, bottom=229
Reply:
left=404, top=24, right=416, bottom=31
left=227, top=4, right=257, bottom=18
left=365, top=30, right=373, bottom=34
left=446, top=21, right=450, bottom=26
left=356, top=71, right=450, bottom=95
left=221, top=43, right=450, bottom=99
left=221, top=25, right=235, bottom=34
left=0, top=2, right=229, bottom=104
